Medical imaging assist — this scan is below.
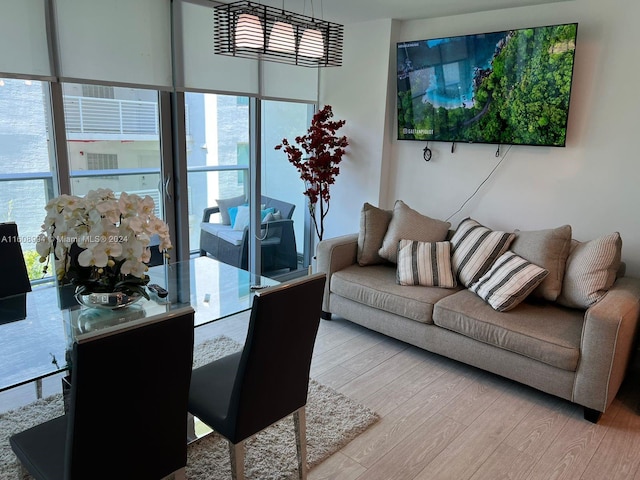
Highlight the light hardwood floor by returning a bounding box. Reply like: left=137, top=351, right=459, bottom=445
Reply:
left=197, top=311, right=640, bottom=480
left=3, top=311, right=640, bottom=479
left=307, top=316, right=640, bottom=480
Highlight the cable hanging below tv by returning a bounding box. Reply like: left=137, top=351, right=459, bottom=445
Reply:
left=396, top=22, right=578, bottom=147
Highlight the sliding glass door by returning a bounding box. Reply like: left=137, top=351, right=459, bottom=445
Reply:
left=183, top=93, right=250, bottom=253
left=183, top=94, right=314, bottom=276
left=0, top=78, right=314, bottom=284
left=262, top=100, right=315, bottom=273
left=1, top=1, right=321, bottom=286
left=0, top=78, right=57, bottom=282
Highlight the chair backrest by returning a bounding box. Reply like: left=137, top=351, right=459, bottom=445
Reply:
left=228, top=273, right=326, bottom=443
left=0, top=222, right=31, bottom=298
left=261, top=196, right=296, bottom=220
left=66, top=309, right=195, bottom=480
left=0, top=222, right=32, bottom=323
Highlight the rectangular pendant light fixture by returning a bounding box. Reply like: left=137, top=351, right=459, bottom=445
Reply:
left=213, top=0, right=344, bottom=67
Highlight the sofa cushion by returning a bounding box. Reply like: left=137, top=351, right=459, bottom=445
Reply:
left=397, top=240, right=457, bottom=288
left=200, top=222, right=231, bottom=237
left=433, top=289, right=584, bottom=371
left=358, top=203, right=392, bottom=266
left=261, top=210, right=282, bottom=223
left=260, top=210, right=282, bottom=238
left=510, top=225, right=572, bottom=301
left=378, top=200, right=450, bottom=264
left=330, top=264, right=460, bottom=324
left=200, top=222, right=245, bottom=246
left=232, top=205, right=250, bottom=230
left=216, top=195, right=246, bottom=225
left=450, top=218, right=515, bottom=287
left=469, top=251, right=549, bottom=312
left=217, top=228, right=244, bottom=246
left=557, top=232, right=622, bottom=309
left=230, top=206, right=277, bottom=231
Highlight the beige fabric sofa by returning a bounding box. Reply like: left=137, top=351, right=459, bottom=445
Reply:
left=317, top=214, right=640, bottom=422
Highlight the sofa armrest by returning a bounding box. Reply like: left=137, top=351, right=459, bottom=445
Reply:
left=202, top=206, right=220, bottom=223
left=315, top=234, right=358, bottom=314
left=573, top=276, right=640, bottom=412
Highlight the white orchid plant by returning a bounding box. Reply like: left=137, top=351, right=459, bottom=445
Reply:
left=36, top=188, right=172, bottom=299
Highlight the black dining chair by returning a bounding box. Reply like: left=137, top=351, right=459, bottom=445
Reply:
left=187, top=273, right=326, bottom=480
left=10, top=308, right=195, bottom=480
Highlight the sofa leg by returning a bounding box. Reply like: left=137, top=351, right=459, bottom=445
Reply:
left=321, top=311, right=332, bottom=321
left=584, top=407, right=602, bottom=423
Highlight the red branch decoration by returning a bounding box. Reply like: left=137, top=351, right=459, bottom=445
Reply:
left=275, top=105, right=348, bottom=241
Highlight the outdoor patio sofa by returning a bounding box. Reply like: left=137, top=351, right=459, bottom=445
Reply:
left=200, top=195, right=298, bottom=273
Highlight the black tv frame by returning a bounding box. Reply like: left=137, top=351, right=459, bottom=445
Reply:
left=396, top=22, right=578, bottom=147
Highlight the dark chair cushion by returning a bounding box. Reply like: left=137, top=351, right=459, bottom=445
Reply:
left=188, top=351, right=242, bottom=441
left=10, top=416, right=67, bottom=480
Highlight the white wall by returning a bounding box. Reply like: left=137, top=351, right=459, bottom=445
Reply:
left=319, top=19, right=396, bottom=240
left=320, top=0, right=640, bottom=276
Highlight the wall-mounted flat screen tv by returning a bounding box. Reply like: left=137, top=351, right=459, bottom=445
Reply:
left=397, top=23, right=578, bottom=147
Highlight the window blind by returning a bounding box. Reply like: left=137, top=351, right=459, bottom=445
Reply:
left=0, top=0, right=52, bottom=79
left=54, top=0, right=173, bottom=89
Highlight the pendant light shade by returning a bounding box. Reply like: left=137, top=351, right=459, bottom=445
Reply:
left=235, top=13, right=264, bottom=49
left=299, top=28, right=324, bottom=58
left=268, top=21, right=296, bottom=53
left=214, top=1, right=344, bottom=67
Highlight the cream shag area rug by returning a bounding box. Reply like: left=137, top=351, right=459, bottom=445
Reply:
left=0, top=336, right=379, bottom=480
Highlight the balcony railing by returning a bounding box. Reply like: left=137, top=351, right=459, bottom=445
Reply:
left=63, top=96, right=159, bottom=135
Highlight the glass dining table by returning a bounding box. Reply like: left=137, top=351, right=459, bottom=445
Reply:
left=0, top=256, right=278, bottom=395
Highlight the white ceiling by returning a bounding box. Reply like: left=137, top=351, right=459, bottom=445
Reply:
left=223, top=0, right=572, bottom=24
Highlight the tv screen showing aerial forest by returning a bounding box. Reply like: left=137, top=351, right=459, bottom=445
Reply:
left=397, top=23, right=578, bottom=147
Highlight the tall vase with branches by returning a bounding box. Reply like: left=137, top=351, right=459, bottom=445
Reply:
left=275, top=105, right=348, bottom=242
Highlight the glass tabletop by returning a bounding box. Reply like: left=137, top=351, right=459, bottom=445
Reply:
left=0, top=256, right=278, bottom=393
left=147, top=256, right=279, bottom=328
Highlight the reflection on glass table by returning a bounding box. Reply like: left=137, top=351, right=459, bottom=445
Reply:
left=0, top=256, right=278, bottom=394
left=147, top=256, right=279, bottom=327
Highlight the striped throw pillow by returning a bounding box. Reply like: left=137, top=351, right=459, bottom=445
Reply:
left=469, top=251, right=549, bottom=312
left=556, top=232, right=622, bottom=309
left=396, top=240, right=457, bottom=288
left=450, top=218, right=515, bottom=287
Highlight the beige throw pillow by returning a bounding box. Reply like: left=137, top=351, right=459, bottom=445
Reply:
left=357, top=203, right=393, bottom=266
left=556, top=232, right=622, bottom=309
left=510, top=225, right=572, bottom=301
left=378, top=200, right=451, bottom=264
